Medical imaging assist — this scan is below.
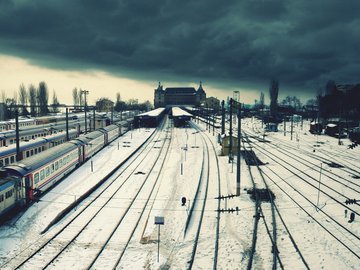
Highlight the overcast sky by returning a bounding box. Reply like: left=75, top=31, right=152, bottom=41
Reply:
left=0, top=0, right=359, bottom=105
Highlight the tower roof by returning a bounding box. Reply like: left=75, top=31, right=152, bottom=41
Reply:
left=197, top=81, right=205, bottom=92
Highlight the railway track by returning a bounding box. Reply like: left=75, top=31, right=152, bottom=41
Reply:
left=247, top=134, right=360, bottom=216
left=250, top=121, right=360, bottom=177
left=6, top=119, right=171, bottom=269
left=241, top=133, right=280, bottom=270
left=242, top=132, right=310, bottom=270
left=246, top=132, right=360, bottom=198
left=187, top=123, right=222, bottom=269
left=162, top=122, right=222, bottom=270
left=243, top=131, right=360, bottom=262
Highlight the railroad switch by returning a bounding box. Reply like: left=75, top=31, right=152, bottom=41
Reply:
left=345, top=199, right=358, bottom=205
left=253, top=212, right=263, bottom=220
left=215, top=207, right=240, bottom=215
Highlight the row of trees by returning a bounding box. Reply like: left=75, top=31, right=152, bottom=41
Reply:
left=95, top=92, right=152, bottom=112
left=1, top=82, right=60, bottom=119
left=2, top=82, right=154, bottom=120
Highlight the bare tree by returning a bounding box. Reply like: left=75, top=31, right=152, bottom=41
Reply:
left=1, top=90, right=6, bottom=103
left=269, top=79, right=279, bottom=117
left=19, top=83, right=29, bottom=115
left=116, top=92, right=121, bottom=103
left=259, top=92, right=264, bottom=109
left=281, top=95, right=301, bottom=111
left=37, top=81, right=49, bottom=116
left=5, top=97, right=17, bottom=119
left=28, top=84, right=37, bottom=116
left=72, top=87, right=79, bottom=107
left=51, top=91, right=60, bottom=113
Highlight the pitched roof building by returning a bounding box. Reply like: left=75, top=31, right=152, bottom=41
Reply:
left=154, top=82, right=206, bottom=108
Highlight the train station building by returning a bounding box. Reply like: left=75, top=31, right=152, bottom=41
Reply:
left=154, top=82, right=206, bottom=108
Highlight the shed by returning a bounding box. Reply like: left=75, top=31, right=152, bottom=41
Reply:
left=265, top=123, right=278, bottom=132
left=220, top=135, right=239, bottom=156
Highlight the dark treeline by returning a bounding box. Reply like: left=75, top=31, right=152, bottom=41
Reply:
left=253, top=79, right=359, bottom=126
left=319, top=80, right=360, bottom=121
left=2, top=83, right=153, bottom=120
left=1, top=81, right=60, bottom=119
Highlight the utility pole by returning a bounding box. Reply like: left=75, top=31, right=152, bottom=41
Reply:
left=15, top=110, right=20, bottom=161
left=283, top=117, right=286, bottom=136
left=66, top=108, right=69, bottom=141
left=81, top=90, right=89, bottom=134
left=229, top=98, right=233, bottom=163
left=290, top=115, right=293, bottom=140
left=93, top=108, right=96, bottom=131
left=316, top=163, right=323, bottom=211
left=237, top=102, right=241, bottom=196
left=212, top=111, right=215, bottom=135
left=221, top=100, right=225, bottom=135
left=207, top=106, right=210, bottom=133
left=111, top=105, right=114, bottom=125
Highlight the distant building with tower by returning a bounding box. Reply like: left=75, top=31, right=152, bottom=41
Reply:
left=154, top=82, right=206, bottom=108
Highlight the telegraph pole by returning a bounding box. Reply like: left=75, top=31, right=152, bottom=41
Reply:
left=93, top=108, right=96, bottom=131
left=81, top=90, right=89, bottom=134
left=66, top=108, right=69, bottom=141
left=283, top=117, right=286, bottom=136
left=229, top=98, right=233, bottom=163
left=290, top=115, right=294, bottom=140
left=15, top=110, right=20, bottom=161
left=237, top=102, right=241, bottom=195
left=221, top=100, right=225, bottom=135
left=212, top=111, right=215, bottom=135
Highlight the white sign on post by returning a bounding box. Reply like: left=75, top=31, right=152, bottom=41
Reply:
left=155, top=216, right=164, bottom=225
left=154, top=216, right=165, bottom=262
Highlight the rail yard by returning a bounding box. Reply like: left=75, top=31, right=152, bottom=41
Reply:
left=0, top=109, right=359, bottom=270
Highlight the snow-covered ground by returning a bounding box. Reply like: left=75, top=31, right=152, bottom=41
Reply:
left=0, top=117, right=358, bottom=269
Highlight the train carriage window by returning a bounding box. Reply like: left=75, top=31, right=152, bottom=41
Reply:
left=55, top=161, right=58, bottom=170
left=40, top=170, right=44, bottom=180
left=59, top=159, right=63, bottom=167
left=10, top=139, right=14, bottom=144
left=63, top=157, right=66, bottom=164
left=0, top=160, right=3, bottom=167
left=5, top=190, right=13, bottom=199
left=51, top=164, right=54, bottom=173
left=42, top=146, right=45, bottom=151
left=10, top=156, right=14, bottom=163
left=5, top=158, right=9, bottom=165
left=34, top=173, right=39, bottom=184
left=31, top=150, right=34, bottom=156
left=26, top=151, right=30, bottom=158
left=38, top=147, right=41, bottom=153
left=0, top=194, right=3, bottom=202
left=35, top=148, right=38, bottom=154
left=46, top=167, right=50, bottom=177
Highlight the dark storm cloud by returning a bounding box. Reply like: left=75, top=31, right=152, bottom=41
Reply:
left=0, top=0, right=359, bottom=94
